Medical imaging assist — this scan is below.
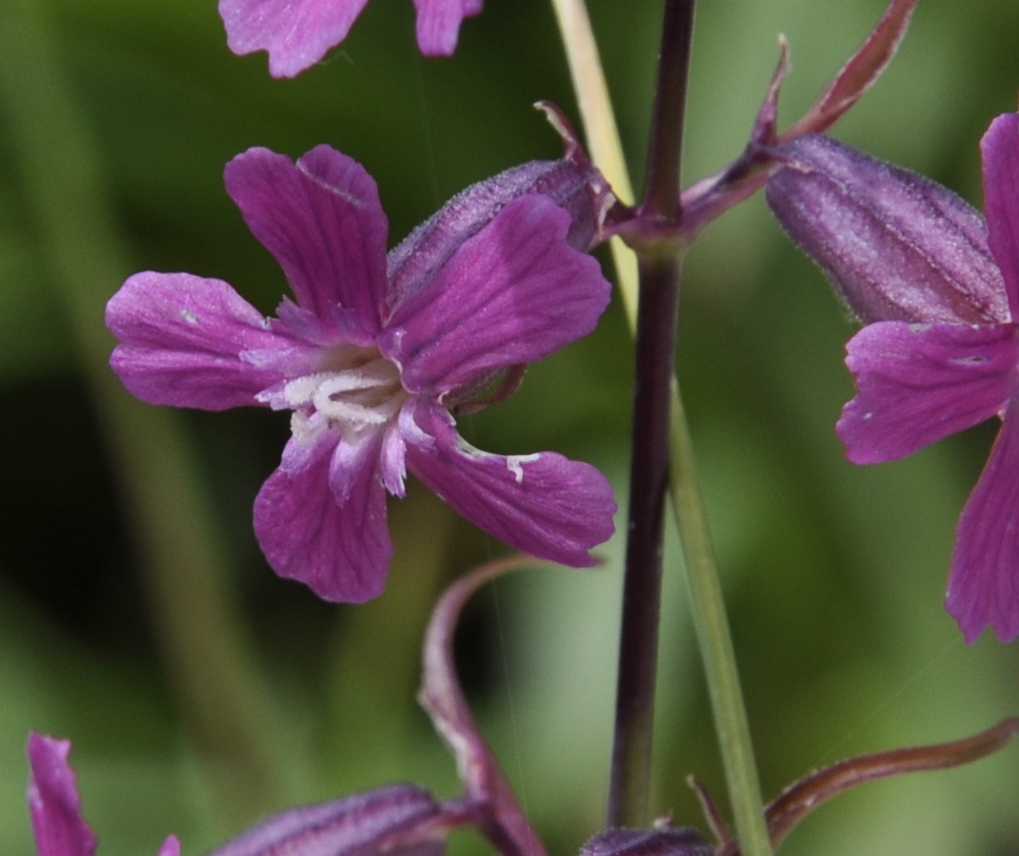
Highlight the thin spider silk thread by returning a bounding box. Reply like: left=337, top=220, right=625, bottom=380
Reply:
left=810, top=637, right=961, bottom=770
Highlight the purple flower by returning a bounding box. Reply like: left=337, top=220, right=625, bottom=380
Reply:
left=107, top=145, right=616, bottom=603
left=27, top=733, right=179, bottom=856
left=766, top=116, right=1019, bottom=642
left=219, top=0, right=481, bottom=77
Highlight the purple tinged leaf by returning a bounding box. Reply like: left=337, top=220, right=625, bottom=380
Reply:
left=756, top=717, right=1019, bottom=852
left=701, top=718, right=1019, bottom=856
left=420, top=556, right=549, bottom=856
left=766, top=135, right=1008, bottom=324
left=781, top=0, right=918, bottom=141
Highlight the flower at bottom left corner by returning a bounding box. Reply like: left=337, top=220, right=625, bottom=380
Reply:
left=27, top=733, right=180, bottom=856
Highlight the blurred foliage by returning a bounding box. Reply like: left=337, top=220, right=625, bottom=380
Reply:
left=1, top=0, right=1019, bottom=855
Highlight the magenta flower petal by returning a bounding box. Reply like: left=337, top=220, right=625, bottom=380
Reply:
left=27, top=735, right=97, bottom=856
left=156, top=839, right=181, bottom=856
left=225, top=146, right=388, bottom=338
left=219, top=0, right=370, bottom=78
left=107, top=272, right=299, bottom=410
left=981, top=113, right=1019, bottom=319
left=381, top=195, right=610, bottom=396
left=28, top=735, right=180, bottom=856
left=837, top=321, right=1019, bottom=463
left=412, top=0, right=481, bottom=56
left=947, top=401, right=1019, bottom=642
left=254, top=433, right=392, bottom=601
left=220, top=0, right=478, bottom=76
left=405, top=402, right=616, bottom=566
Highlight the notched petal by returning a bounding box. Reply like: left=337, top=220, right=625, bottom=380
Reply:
left=225, top=146, right=388, bottom=333
left=767, top=135, right=1008, bottom=324
left=219, top=0, right=370, bottom=77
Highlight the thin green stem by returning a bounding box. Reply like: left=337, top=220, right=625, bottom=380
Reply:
left=668, top=386, right=771, bottom=856
left=549, top=0, right=638, bottom=324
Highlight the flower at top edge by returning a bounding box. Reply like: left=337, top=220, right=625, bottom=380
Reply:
left=27, top=734, right=179, bottom=856
left=766, top=115, right=1019, bottom=643
left=106, top=144, right=617, bottom=603
left=219, top=0, right=482, bottom=77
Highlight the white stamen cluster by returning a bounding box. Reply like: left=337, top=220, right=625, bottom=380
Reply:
left=285, top=350, right=406, bottom=436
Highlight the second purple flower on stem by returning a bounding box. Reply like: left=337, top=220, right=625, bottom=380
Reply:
left=767, top=113, right=1019, bottom=643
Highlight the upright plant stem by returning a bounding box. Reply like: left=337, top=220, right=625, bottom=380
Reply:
left=552, top=1, right=773, bottom=853
left=607, top=0, right=694, bottom=828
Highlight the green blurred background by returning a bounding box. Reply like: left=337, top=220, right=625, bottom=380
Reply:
left=2, top=0, right=1019, bottom=854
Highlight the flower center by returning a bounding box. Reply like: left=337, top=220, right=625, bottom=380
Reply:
left=283, top=348, right=406, bottom=436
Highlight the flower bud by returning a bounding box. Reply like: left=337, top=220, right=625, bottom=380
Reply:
left=766, top=134, right=1009, bottom=325
left=387, top=155, right=613, bottom=311
left=579, top=828, right=713, bottom=856
left=208, top=785, right=457, bottom=856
